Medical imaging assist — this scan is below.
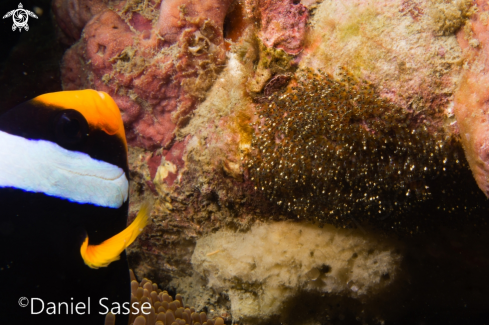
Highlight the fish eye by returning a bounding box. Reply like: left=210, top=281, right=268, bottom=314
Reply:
left=54, top=109, right=89, bottom=146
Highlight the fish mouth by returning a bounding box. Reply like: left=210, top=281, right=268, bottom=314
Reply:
left=0, top=130, right=128, bottom=208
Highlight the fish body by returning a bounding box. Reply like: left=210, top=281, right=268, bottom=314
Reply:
left=0, top=90, right=136, bottom=325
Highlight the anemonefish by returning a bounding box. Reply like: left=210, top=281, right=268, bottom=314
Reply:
left=0, top=90, right=150, bottom=325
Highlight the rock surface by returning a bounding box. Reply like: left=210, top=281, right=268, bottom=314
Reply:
left=453, top=0, right=489, bottom=197
left=191, top=221, right=401, bottom=320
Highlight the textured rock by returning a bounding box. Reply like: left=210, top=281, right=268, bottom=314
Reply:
left=256, top=0, right=308, bottom=55
left=191, top=221, right=401, bottom=320
left=453, top=0, right=489, bottom=197
left=301, top=0, right=469, bottom=130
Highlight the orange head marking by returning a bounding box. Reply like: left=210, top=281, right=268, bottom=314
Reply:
left=33, top=90, right=126, bottom=150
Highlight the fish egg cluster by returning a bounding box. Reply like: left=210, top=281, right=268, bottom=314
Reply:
left=247, top=69, right=459, bottom=227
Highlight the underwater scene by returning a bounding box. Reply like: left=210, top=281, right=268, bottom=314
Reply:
left=1, top=0, right=489, bottom=324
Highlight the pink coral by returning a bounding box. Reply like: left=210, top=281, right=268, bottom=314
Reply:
left=453, top=0, right=489, bottom=197
left=55, top=0, right=233, bottom=150
left=257, top=0, right=308, bottom=55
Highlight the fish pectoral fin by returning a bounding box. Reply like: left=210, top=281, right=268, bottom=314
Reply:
left=80, top=199, right=153, bottom=269
left=80, top=235, right=124, bottom=269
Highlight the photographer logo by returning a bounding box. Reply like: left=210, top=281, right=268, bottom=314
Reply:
left=2, top=3, right=38, bottom=32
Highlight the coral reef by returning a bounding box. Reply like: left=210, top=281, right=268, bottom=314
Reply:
left=48, top=0, right=489, bottom=323
left=126, top=2, right=489, bottom=319
left=53, top=0, right=309, bottom=155
left=191, top=221, right=401, bottom=320
left=55, top=0, right=233, bottom=149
